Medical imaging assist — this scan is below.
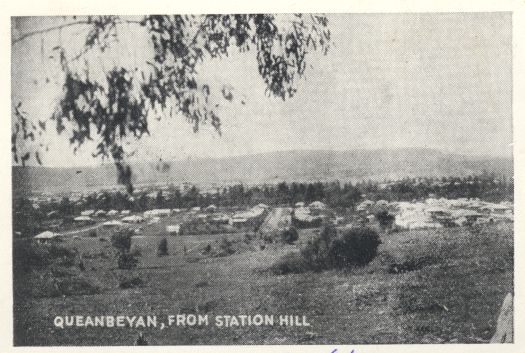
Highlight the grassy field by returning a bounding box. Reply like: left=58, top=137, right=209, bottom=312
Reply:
left=13, top=222, right=513, bottom=345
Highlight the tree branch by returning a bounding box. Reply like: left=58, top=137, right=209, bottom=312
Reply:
left=12, top=18, right=144, bottom=45
left=12, top=20, right=91, bottom=45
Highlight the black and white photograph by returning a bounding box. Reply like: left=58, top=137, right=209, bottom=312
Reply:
left=8, top=8, right=518, bottom=348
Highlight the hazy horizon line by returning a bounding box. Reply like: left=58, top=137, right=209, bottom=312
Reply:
left=12, top=146, right=513, bottom=169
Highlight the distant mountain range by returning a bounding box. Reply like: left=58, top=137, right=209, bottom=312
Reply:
left=12, top=148, right=513, bottom=194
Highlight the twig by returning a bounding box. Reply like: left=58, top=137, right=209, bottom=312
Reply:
left=12, top=20, right=90, bottom=45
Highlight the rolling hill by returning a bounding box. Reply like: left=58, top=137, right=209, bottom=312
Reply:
left=12, top=148, right=513, bottom=194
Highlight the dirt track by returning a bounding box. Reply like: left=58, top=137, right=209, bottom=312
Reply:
left=259, top=207, right=292, bottom=234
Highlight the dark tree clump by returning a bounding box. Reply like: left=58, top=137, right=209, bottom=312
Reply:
left=328, top=227, right=381, bottom=268
left=157, top=238, right=169, bottom=256
left=111, top=229, right=140, bottom=269
left=375, top=210, right=396, bottom=231
left=280, top=227, right=299, bottom=244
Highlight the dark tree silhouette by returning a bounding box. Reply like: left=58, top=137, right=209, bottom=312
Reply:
left=12, top=15, right=331, bottom=193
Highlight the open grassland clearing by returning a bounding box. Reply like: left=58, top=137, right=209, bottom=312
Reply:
left=14, top=221, right=512, bottom=345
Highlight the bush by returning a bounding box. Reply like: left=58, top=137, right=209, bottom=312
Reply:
left=202, top=244, right=212, bottom=254
left=111, top=229, right=133, bottom=253
left=111, top=229, right=140, bottom=269
left=375, top=211, right=395, bottom=231
left=280, top=227, right=299, bottom=244
left=117, top=252, right=139, bottom=270
left=261, top=233, right=275, bottom=244
left=319, top=225, right=337, bottom=247
left=34, top=275, right=101, bottom=298
left=292, top=216, right=323, bottom=229
left=387, top=255, right=439, bottom=274
left=88, top=230, right=97, bottom=237
left=328, top=227, right=381, bottom=268
left=300, top=226, right=337, bottom=270
left=217, top=236, right=235, bottom=256
left=82, top=250, right=110, bottom=259
left=14, top=241, right=78, bottom=274
left=119, top=276, right=144, bottom=289
left=157, top=238, right=169, bottom=256
left=57, top=276, right=101, bottom=296
left=271, top=226, right=380, bottom=274
left=271, top=252, right=310, bottom=275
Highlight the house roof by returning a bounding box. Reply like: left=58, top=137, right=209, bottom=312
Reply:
left=34, top=231, right=56, bottom=239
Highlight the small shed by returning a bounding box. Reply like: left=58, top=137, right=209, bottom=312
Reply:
left=166, top=224, right=181, bottom=235
left=34, top=231, right=58, bottom=243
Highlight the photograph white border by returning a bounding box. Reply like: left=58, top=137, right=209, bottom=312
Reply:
left=1, top=1, right=523, bottom=352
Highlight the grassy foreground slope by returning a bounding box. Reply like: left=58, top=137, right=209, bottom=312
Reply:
left=14, top=223, right=512, bottom=345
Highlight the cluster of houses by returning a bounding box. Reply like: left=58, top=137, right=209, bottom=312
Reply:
left=34, top=195, right=513, bottom=241
left=227, top=204, right=269, bottom=226
left=356, top=197, right=513, bottom=230
left=65, top=203, right=270, bottom=235
left=293, top=201, right=327, bottom=223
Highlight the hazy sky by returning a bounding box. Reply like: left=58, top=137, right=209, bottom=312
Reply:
left=12, top=13, right=512, bottom=167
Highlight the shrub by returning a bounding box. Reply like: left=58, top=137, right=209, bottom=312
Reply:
left=328, top=227, right=381, bottom=268
left=58, top=276, right=101, bottom=296
left=271, top=252, right=310, bottom=275
left=157, top=238, right=169, bottom=256
left=300, top=226, right=337, bottom=270
left=218, top=236, right=235, bottom=256
left=88, top=230, right=97, bottom=237
left=111, top=229, right=133, bottom=253
left=292, top=216, right=323, bottom=229
left=319, top=225, right=337, bottom=248
left=14, top=241, right=78, bottom=273
left=82, top=250, right=110, bottom=259
left=117, top=252, right=139, bottom=270
left=387, top=255, right=439, bottom=274
left=194, top=280, right=209, bottom=288
left=202, top=244, right=212, bottom=254
left=280, top=227, right=299, bottom=244
left=119, top=276, right=144, bottom=289
left=270, top=226, right=380, bottom=274
left=375, top=211, right=395, bottom=231
left=111, top=229, right=140, bottom=269
left=34, top=274, right=101, bottom=298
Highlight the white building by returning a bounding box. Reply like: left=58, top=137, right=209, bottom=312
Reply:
left=102, top=220, right=123, bottom=227
left=34, top=231, right=57, bottom=241
left=122, top=215, right=145, bottom=223
left=81, top=210, right=95, bottom=216
left=166, top=224, right=181, bottom=235
left=74, top=215, right=93, bottom=222
left=144, top=209, right=171, bottom=218
left=309, top=201, right=326, bottom=210
left=94, top=210, right=107, bottom=217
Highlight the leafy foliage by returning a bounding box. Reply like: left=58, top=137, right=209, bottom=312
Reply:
left=300, top=226, right=337, bottom=271
left=280, top=227, right=299, bottom=244
left=375, top=210, right=396, bottom=231
left=110, top=229, right=140, bottom=269
left=111, top=229, right=133, bottom=253
left=117, top=252, right=139, bottom=270
left=157, top=238, right=169, bottom=256
left=272, top=226, right=381, bottom=274
left=12, top=15, right=331, bottom=193
left=328, top=228, right=381, bottom=268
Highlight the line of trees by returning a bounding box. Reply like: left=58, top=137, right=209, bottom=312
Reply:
left=13, top=173, right=513, bottom=238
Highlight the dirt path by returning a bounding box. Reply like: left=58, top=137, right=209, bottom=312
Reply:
left=259, top=207, right=292, bottom=234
